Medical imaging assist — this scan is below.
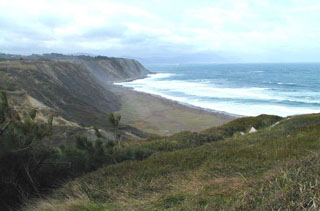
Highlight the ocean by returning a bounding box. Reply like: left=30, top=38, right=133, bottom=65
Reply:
left=116, top=63, right=320, bottom=117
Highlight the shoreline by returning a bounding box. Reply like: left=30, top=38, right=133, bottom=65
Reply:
left=114, top=83, right=241, bottom=119
left=114, top=71, right=320, bottom=118
left=110, top=81, right=236, bottom=136
left=113, top=72, right=241, bottom=119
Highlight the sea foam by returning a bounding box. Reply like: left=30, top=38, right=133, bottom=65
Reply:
left=116, top=63, right=320, bottom=117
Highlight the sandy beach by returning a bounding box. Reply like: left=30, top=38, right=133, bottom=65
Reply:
left=110, top=85, right=236, bottom=136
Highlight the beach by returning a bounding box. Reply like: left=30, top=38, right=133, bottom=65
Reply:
left=116, top=63, right=320, bottom=117
left=110, top=85, right=235, bottom=136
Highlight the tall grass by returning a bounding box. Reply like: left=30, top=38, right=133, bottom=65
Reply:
left=24, top=113, right=320, bottom=210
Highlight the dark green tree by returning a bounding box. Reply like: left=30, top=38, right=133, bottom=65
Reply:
left=108, top=112, right=121, bottom=148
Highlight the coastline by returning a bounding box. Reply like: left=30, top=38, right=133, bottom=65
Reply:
left=110, top=82, right=236, bottom=136
left=113, top=72, right=241, bottom=118
left=112, top=73, right=155, bottom=83
left=115, top=84, right=241, bottom=118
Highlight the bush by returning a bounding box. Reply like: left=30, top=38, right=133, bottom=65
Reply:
left=0, top=114, right=56, bottom=209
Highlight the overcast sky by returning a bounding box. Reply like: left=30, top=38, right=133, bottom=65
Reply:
left=1, top=0, right=320, bottom=63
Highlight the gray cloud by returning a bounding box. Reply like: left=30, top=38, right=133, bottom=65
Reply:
left=0, top=0, right=320, bottom=63
left=78, top=25, right=128, bottom=40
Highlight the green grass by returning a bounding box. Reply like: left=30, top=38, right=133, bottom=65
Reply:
left=118, top=114, right=282, bottom=154
left=24, top=113, right=320, bottom=210
left=234, top=154, right=320, bottom=210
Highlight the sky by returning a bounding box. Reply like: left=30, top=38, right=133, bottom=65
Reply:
left=0, top=0, right=320, bottom=63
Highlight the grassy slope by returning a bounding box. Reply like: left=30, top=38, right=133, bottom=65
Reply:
left=25, top=113, right=320, bottom=210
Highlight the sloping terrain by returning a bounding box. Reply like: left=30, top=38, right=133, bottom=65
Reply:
left=1, top=54, right=319, bottom=210
left=0, top=60, right=118, bottom=126
left=0, top=58, right=151, bottom=143
left=28, top=53, right=151, bottom=83
left=0, top=54, right=233, bottom=137
left=24, top=113, right=320, bottom=210
left=0, top=61, right=120, bottom=126
left=0, top=54, right=238, bottom=210
left=0, top=53, right=151, bottom=83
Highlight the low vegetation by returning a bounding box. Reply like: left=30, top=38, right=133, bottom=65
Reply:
left=22, top=109, right=320, bottom=209
left=0, top=91, right=120, bottom=210
left=2, top=86, right=320, bottom=210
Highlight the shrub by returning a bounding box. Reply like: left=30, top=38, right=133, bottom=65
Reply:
left=0, top=99, right=56, bottom=209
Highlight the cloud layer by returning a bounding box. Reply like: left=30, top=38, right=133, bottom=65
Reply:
left=1, top=0, right=320, bottom=62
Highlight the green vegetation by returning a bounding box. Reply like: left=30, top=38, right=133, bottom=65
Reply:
left=0, top=90, right=9, bottom=123
left=236, top=154, right=320, bottom=209
left=2, top=85, right=320, bottom=210
left=116, top=114, right=282, bottom=155
left=22, top=109, right=320, bottom=210
left=0, top=56, right=241, bottom=210
left=108, top=112, right=122, bottom=148
left=2, top=54, right=319, bottom=210
left=0, top=91, right=55, bottom=210
left=29, top=108, right=37, bottom=121
left=0, top=88, right=283, bottom=210
left=0, top=91, right=119, bottom=210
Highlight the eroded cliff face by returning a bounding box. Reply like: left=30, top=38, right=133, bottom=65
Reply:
left=0, top=54, right=151, bottom=142
left=77, top=56, right=150, bottom=84
left=29, top=53, right=151, bottom=84
left=0, top=60, right=119, bottom=126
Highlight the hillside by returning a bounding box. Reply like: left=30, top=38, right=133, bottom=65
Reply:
left=0, top=54, right=319, bottom=210
left=0, top=60, right=118, bottom=124
left=24, top=113, right=320, bottom=210
left=31, top=53, right=151, bottom=83
left=0, top=53, right=151, bottom=83
left=0, top=53, right=155, bottom=140
left=0, top=59, right=150, bottom=144
left=0, top=53, right=235, bottom=210
left=0, top=54, right=150, bottom=120
left=0, top=54, right=232, bottom=138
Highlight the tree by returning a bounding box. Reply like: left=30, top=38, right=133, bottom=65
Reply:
left=108, top=112, right=121, bottom=148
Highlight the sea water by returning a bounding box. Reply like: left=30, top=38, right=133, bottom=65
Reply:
left=116, top=63, right=320, bottom=117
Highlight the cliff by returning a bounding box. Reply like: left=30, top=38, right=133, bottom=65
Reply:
left=0, top=54, right=151, bottom=143
left=31, top=53, right=151, bottom=84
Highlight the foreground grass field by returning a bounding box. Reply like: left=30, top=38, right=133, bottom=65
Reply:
left=25, top=113, right=320, bottom=210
